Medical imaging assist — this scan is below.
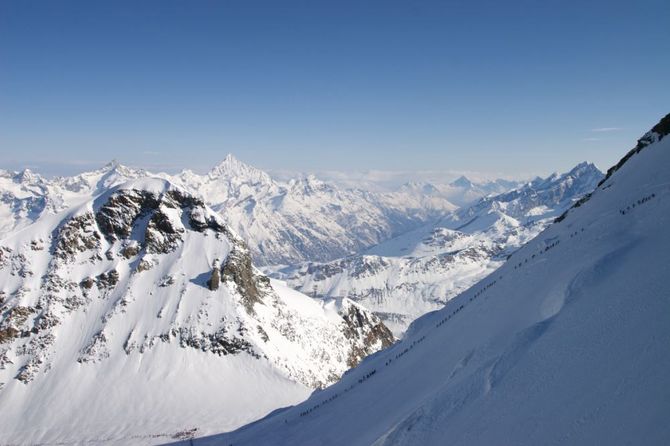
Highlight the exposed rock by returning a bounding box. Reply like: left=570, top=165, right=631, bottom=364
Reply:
left=339, top=301, right=394, bottom=368
left=136, top=259, right=154, bottom=272
left=54, top=213, right=101, bottom=261
left=0, top=327, right=19, bottom=345
left=176, top=327, right=256, bottom=357
left=121, top=241, right=140, bottom=259
left=159, top=275, right=175, bottom=287
left=96, top=270, right=119, bottom=289
left=95, top=190, right=154, bottom=241
left=222, top=248, right=264, bottom=313
left=208, top=259, right=221, bottom=291
left=80, top=277, right=95, bottom=289
left=145, top=207, right=184, bottom=254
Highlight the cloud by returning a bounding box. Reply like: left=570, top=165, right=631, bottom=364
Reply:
left=590, top=127, right=622, bottom=132
left=268, top=168, right=534, bottom=192
left=582, top=137, right=602, bottom=142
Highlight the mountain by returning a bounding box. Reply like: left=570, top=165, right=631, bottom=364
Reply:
left=1, top=157, right=475, bottom=266
left=0, top=161, right=146, bottom=241
left=0, top=178, right=392, bottom=444
left=446, top=175, right=522, bottom=206
left=171, top=155, right=460, bottom=266
left=0, top=168, right=58, bottom=238
left=272, top=162, right=603, bottom=336
left=185, top=114, right=670, bottom=446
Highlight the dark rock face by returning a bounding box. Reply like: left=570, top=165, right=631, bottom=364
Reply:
left=121, top=243, right=139, bottom=259
left=222, top=249, right=265, bottom=313
left=176, top=327, right=256, bottom=357
left=95, top=190, right=154, bottom=241
left=55, top=214, right=101, bottom=260
left=340, top=302, right=394, bottom=368
left=96, top=270, right=119, bottom=289
left=145, top=209, right=184, bottom=254
left=0, top=306, right=34, bottom=344
left=208, top=260, right=221, bottom=291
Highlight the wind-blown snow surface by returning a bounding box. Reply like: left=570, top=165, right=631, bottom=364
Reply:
left=273, top=163, right=603, bottom=336
left=0, top=179, right=393, bottom=445
left=185, top=118, right=670, bottom=445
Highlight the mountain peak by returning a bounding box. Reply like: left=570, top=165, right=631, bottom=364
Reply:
left=567, top=161, right=601, bottom=177
left=15, top=168, right=41, bottom=183
left=208, top=154, right=272, bottom=184
left=451, top=175, right=473, bottom=188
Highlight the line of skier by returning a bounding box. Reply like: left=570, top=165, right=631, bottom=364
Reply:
left=620, top=192, right=656, bottom=215
left=513, top=238, right=562, bottom=270
left=297, top=333, right=429, bottom=419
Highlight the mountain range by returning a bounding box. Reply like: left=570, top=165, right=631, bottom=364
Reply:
left=176, top=116, right=670, bottom=446
left=0, top=178, right=392, bottom=444
left=270, top=162, right=603, bottom=335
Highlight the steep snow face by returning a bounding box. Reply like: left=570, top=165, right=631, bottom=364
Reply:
left=0, top=179, right=392, bottom=445
left=273, top=163, right=603, bottom=336
left=180, top=115, right=670, bottom=446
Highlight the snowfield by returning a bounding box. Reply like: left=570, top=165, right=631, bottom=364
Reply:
left=181, top=116, right=670, bottom=445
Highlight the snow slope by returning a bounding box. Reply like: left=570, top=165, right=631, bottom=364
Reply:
left=273, top=162, right=602, bottom=336
left=0, top=179, right=392, bottom=445
left=185, top=114, right=670, bottom=446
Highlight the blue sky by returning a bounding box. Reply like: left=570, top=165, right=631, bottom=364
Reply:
left=1, top=0, right=668, bottom=178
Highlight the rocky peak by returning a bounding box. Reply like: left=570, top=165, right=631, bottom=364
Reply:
left=338, top=298, right=394, bottom=368
left=207, top=154, right=274, bottom=186
left=451, top=175, right=473, bottom=189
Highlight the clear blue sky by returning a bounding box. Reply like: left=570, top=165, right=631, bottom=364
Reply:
left=1, top=0, right=668, bottom=177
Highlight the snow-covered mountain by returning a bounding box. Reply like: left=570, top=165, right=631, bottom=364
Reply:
left=170, top=154, right=460, bottom=266
left=0, top=161, right=146, bottom=240
left=186, top=113, right=670, bottom=446
left=0, top=179, right=392, bottom=444
left=1, top=157, right=518, bottom=267
left=271, top=162, right=603, bottom=336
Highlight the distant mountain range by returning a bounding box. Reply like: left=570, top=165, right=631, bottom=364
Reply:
left=269, top=162, right=604, bottom=335
left=1, top=156, right=524, bottom=265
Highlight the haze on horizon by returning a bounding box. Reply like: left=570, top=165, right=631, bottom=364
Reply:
left=1, top=0, right=669, bottom=178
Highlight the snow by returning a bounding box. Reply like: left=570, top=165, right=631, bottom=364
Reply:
left=0, top=155, right=517, bottom=266
left=272, top=163, right=602, bottom=336
left=183, top=127, right=670, bottom=445
left=0, top=181, right=391, bottom=445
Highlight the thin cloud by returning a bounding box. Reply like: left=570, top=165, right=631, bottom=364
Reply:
left=582, top=137, right=602, bottom=142
left=590, top=127, right=622, bottom=132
